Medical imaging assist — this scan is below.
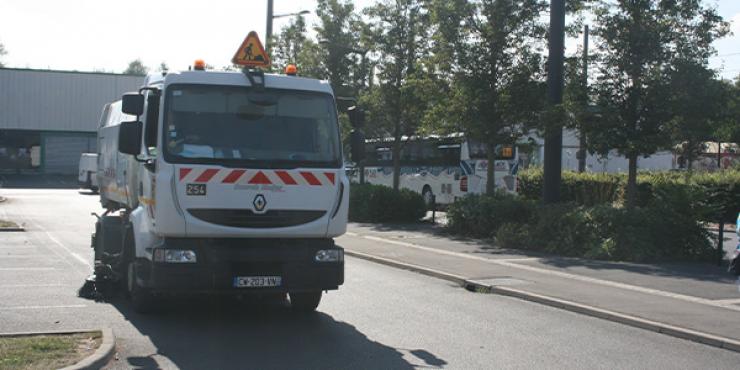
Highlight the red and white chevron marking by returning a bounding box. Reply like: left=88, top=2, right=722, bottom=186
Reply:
left=178, top=167, right=336, bottom=186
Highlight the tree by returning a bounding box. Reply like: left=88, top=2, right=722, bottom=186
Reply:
left=158, top=62, right=169, bottom=73
left=668, top=62, right=726, bottom=170
left=0, top=41, right=7, bottom=67
left=714, top=76, right=740, bottom=145
left=272, top=15, right=323, bottom=79
left=589, top=0, right=728, bottom=207
left=124, top=59, right=149, bottom=76
left=361, top=0, right=433, bottom=191
left=430, top=0, right=548, bottom=194
left=315, top=0, right=359, bottom=95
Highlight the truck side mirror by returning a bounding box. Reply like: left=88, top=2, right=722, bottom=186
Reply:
left=350, top=130, right=365, bottom=163
left=122, top=93, right=145, bottom=116
left=347, top=106, right=365, bottom=128
left=119, top=121, right=143, bottom=156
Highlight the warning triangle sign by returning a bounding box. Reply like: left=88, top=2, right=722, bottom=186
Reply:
left=232, top=31, right=271, bottom=68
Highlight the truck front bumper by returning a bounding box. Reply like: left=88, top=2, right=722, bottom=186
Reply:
left=135, top=238, right=343, bottom=293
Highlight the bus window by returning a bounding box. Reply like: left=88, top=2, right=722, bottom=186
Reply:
left=468, top=139, right=515, bottom=160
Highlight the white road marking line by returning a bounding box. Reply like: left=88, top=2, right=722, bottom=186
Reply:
left=712, top=298, right=740, bottom=305
left=345, top=231, right=740, bottom=312
left=0, top=304, right=86, bottom=310
left=32, top=222, right=92, bottom=269
left=0, top=267, right=55, bottom=271
left=0, top=284, right=69, bottom=288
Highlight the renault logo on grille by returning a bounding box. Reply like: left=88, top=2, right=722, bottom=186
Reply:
left=253, top=194, right=267, bottom=212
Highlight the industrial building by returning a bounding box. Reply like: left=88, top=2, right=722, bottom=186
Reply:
left=0, top=68, right=143, bottom=174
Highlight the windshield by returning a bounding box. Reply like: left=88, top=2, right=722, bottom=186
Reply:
left=162, top=84, right=341, bottom=168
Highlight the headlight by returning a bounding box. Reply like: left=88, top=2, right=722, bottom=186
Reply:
left=154, top=249, right=197, bottom=263
left=315, top=249, right=343, bottom=263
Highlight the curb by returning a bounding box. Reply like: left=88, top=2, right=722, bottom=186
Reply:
left=0, top=328, right=115, bottom=370
left=0, top=226, right=25, bottom=232
left=345, top=250, right=466, bottom=286
left=345, top=250, right=740, bottom=353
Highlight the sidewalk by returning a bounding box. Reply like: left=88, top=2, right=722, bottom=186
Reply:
left=339, top=222, right=740, bottom=349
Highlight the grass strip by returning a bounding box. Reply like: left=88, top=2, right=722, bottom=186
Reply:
left=0, top=332, right=101, bottom=370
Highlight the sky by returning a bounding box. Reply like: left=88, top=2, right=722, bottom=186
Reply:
left=0, top=0, right=738, bottom=80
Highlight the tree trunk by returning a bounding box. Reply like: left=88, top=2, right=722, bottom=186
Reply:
left=486, top=142, right=496, bottom=195
left=392, top=129, right=402, bottom=192
left=626, top=152, right=638, bottom=208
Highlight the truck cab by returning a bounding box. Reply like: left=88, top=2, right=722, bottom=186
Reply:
left=94, top=66, right=361, bottom=312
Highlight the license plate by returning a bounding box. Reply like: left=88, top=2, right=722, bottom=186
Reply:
left=233, top=276, right=282, bottom=288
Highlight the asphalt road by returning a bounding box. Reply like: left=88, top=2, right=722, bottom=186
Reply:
left=1, top=189, right=740, bottom=369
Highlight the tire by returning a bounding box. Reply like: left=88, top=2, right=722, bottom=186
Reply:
left=126, top=260, right=156, bottom=313
left=422, top=186, right=435, bottom=209
left=289, top=291, right=322, bottom=312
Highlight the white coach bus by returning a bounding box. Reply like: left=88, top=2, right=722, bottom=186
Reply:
left=354, top=135, right=519, bottom=206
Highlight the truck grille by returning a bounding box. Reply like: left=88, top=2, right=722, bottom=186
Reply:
left=188, top=209, right=326, bottom=228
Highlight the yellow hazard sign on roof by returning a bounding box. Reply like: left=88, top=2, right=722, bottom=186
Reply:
left=232, top=31, right=271, bottom=68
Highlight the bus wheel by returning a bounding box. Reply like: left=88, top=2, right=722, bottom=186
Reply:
left=422, top=186, right=434, bottom=209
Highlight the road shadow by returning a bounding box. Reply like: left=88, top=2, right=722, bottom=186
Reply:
left=351, top=222, right=737, bottom=283
left=107, top=295, right=418, bottom=370
left=0, top=174, right=79, bottom=189
left=535, top=256, right=738, bottom=284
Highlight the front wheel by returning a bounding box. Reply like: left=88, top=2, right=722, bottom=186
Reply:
left=126, top=261, right=156, bottom=313
left=289, top=291, right=322, bottom=312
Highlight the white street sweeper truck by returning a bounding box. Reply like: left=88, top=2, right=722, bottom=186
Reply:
left=87, top=32, right=365, bottom=312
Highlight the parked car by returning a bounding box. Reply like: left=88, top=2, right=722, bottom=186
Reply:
left=78, top=153, right=98, bottom=193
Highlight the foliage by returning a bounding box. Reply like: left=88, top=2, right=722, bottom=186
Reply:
left=714, top=76, right=740, bottom=144
left=446, top=192, right=535, bottom=238
left=667, top=61, right=728, bottom=170
left=518, top=168, right=740, bottom=224
left=123, top=59, right=148, bottom=76
left=361, top=0, right=432, bottom=191
left=271, top=15, right=324, bottom=79
left=0, top=40, right=6, bottom=67
left=589, top=0, right=729, bottom=207
left=518, top=168, right=622, bottom=206
left=485, top=199, right=715, bottom=263
left=315, top=0, right=360, bottom=94
left=429, top=0, right=548, bottom=194
left=349, top=183, right=426, bottom=223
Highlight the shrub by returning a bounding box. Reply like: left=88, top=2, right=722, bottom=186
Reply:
left=518, top=168, right=621, bottom=206
left=447, top=192, right=535, bottom=238
left=526, top=203, right=600, bottom=257
left=519, top=168, right=740, bottom=223
left=349, top=183, right=426, bottom=223
left=481, top=196, right=715, bottom=263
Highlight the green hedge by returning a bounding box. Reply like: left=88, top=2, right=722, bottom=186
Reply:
left=349, top=183, right=427, bottom=223
left=449, top=191, right=715, bottom=263
left=518, top=169, right=740, bottom=223
left=446, top=192, right=535, bottom=238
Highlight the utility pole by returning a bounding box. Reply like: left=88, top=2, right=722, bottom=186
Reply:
left=543, top=0, right=566, bottom=203
left=266, top=0, right=274, bottom=54
left=578, top=25, right=589, bottom=173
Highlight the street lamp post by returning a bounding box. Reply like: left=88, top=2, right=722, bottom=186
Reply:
left=265, top=0, right=310, bottom=54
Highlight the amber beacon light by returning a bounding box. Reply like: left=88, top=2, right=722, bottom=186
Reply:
left=285, top=64, right=298, bottom=76
left=194, top=59, right=206, bottom=71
